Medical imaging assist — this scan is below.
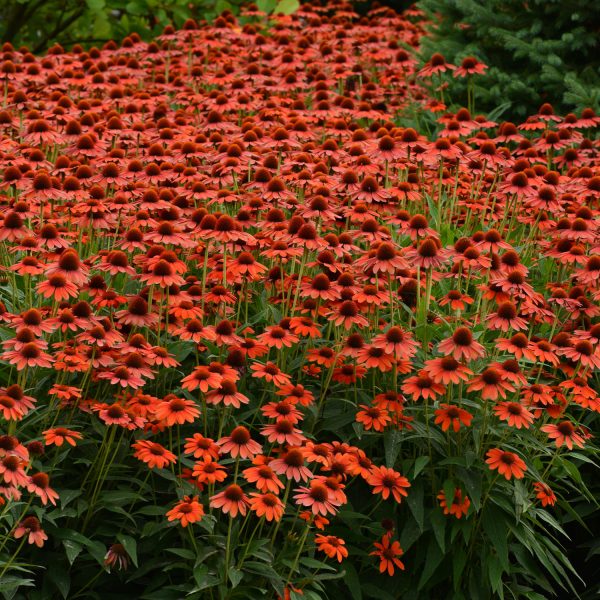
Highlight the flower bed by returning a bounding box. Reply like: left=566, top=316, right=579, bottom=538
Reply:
left=0, top=3, right=598, bottom=599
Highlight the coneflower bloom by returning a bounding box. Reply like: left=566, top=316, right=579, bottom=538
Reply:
left=184, top=434, right=220, bottom=460
left=2, top=343, right=53, bottom=370
left=356, top=404, right=392, bottom=432
left=434, top=404, right=473, bottom=432
left=557, top=339, right=600, bottom=369
left=181, top=366, right=223, bottom=393
left=104, top=543, right=130, bottom=571
left=26, top=472, right=59, bottom=506
left=533, top=482, right=557, bottom=507
left=371, top=326, right=419, bottom=360
left=154, top=396, right=200, bottom=426
left=293, top=480, right=340, bottom=516
left=210, top=484, right=249, bottom=517
left=367, top=465, right=410, bottom=502
left=43, top=427, right=83, bottom=447
left=243, top=463, right=285, bottom=494
left=424, top=357, right=473, bottom=385
left=14, top=516, right=48, bottom=547
left=440, top=290, right=474, bottom=311
left=487, top=302, right=528, bottom=331
left=270, top=448, right=312, bottom=482
left=467, top=367, right=515, bottom=400
left=315, top=535, right=348, bottom=562
left=370, top=535, right=405, bottom=575
left=132, top=440, right=176, bottom=470
left=437, top=488, right=471, bottom=518
left=261, top=419, right=306, bottom=446
left=0, top=455, right=29, bottom=486
left=217, top=426, right=262, bottom=459
left=166, top=495, right=204, bottom=527
left=437, top=327, right=486, bottom=361
left=402, top=372, right=446, bottom=401
left=485, top=448, right=527, bottom=480
left=494, top=402, right=534, bottom=429
left=541, top=421, right=586, bottom=449
left=250, top=362, right=292, bottom=387
left=192, top=457, right=228, bottom=485
left=249, top=492, right=285, bottom=522
left=205, top=379, right=249, bottom=408
left=261, top=400, right=303, bottom=424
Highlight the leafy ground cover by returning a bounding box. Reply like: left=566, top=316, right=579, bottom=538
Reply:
left=0, top=3, right=598, bottom=599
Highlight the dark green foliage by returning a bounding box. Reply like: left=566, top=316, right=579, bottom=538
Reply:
left=0, top=0, right=243, bottom=53
left=417, top=0, right=600, bottom=117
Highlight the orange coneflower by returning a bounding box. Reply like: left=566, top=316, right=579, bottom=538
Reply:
left=250, top=362, right=292, bottom=387
left=424, top=357, right=473, bottom=385
left=370, top=535, right=404, bottom=575
left=494, top=402, right=534, bottom=429
left=132, top=440, right=176, bottom=470
left=541, top=420, right=586, bottom=449
left=249, top=492, right=285, bottom=522
left=243, top=463, right=285, bottom=494
left=192, top=457, right=228, bottom=485
left=437, top=327, right=486, bottom=361
left=437, top=488, right=471, bottom=518
left=261, top=419, right=306, bottom=446
left=533, top=482, right=557, bottom=507
left=2, top=343, right=53, bottom=370
left=205, top=379, right=249, bottom=408
left=210, top=484, right=249, bottom=517
left=276, top=383, right=315, bottom=407
left=485, top=448, right=527, bottom=480
left=434, top=404, right=473, bottom=432
left=217, top=426, right=262, bottom=459
left=315, top=535, right=348, bottom=562
left=371, top=326, right=419, bottom=360
left=43, top=427, right=82, bottom=447
left=166, top=495, right=204, bottom=527
left=402, top=372, right=446, bottom=401
left=14, top=516, right=47, bottom=548
left=467, top=367, right=515, bottom=401
left=270, top=448, right=312, bottom=482
left=27, top=472, right=59, bottom=506
left=487, top=301, right=528, bottom=331
left=367, top=465, right=410, bottom=503
left=154, top=395, right=200, bottom=426
left=261, top=400, right=303, bottom=424
left=293, top=480, right=340, bottom=516
left=181, top=366, right=223, bottom=393
left=356, top=404, right=392, bottom=432
left=183, top=434, right=220, bottom=460
left=258, top=325, right=299, bottom=350
left=0, top=455, right=29, bottom=487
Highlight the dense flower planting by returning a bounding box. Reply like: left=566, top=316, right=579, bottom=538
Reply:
left=0, top=3, right=598, bottom=599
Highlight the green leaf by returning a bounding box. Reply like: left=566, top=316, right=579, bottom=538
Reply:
left=407, top=478, right=425, bottom=532
left=274, top=0, right=299, bottom=15
left=256, top=0, right=277, bottom=13
left=417, top=538, right=444, bottom=590
left=117, top=534, right=138, bottom=568
left=86, top=0, right=106, bottom=10
left=228, top=567, right=243, bottom=588
left=457, top=468, right=482, bottom=511
left=343, top=562, right=362, bottom=600
left=482, top=506, right=509, bottom=573
left=47, top=563, right=70, bottom=599
left=384, top=430, right=402, bottom=468
left=429, top=508, right=446, bottom=553
left=413, top=456, right=429, bottom=478
left=452, top=549, right=467, bottom=591
left=62, top=540, right=83, bottom=566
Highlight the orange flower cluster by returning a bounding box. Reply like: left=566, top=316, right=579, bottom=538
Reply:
left=0, top=1, right=598, bottom=595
